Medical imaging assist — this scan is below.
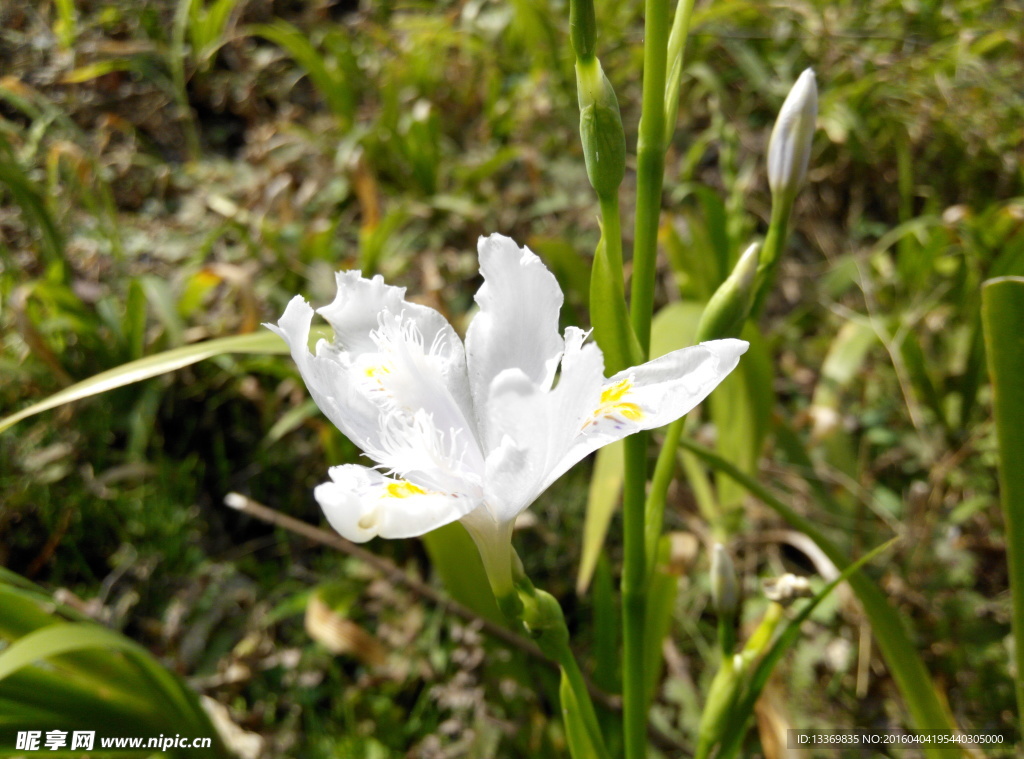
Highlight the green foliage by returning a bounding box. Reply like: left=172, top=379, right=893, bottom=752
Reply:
left=0, top=572, right=229, bottom=758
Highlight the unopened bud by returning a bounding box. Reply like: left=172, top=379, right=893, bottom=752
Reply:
left=695, top=242, right=761, bottom=341
left=576, top=58, right=626, bottom=199
left=569, top=0, right=597, bottom=61
left=520, top=586, right=570, bottom=658
left=711, top=544, right=740, bottom=620
left=767, top=69, right=817, bottom=200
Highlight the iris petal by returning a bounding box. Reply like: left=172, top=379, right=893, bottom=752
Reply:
left=465, top=234, right=566, bottom=450
left=315, top=464, right=480, bottom=542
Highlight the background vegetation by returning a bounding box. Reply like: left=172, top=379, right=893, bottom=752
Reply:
left=1, top=0, right=1022, bottom=756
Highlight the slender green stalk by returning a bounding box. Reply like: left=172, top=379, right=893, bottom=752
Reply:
left=645, top=414, right=686, bottom=565
left=621, top=433, right=650, bottom=759
left=513, top=574, right=613, bottom=759
left=629, top=0, right=671, bottom=354
left=663, top=0, right=697, bottom=148
left=622, top=4, right=670, bottom=757
left=552, top=635, right=612, bottom=759
left=750, top=196, right=792, bottom=318
left=171, top=0, right=202, bottom=161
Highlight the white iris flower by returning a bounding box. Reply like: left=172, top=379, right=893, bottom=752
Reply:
left=269, top=234, right=747, bottom=593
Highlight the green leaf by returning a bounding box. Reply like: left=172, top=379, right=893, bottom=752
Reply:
left=0, top=623, right=225, bottom=756
left=676, top=437, right=962, bottom=758
left=61, top=59, right=139, bottom=84
left=52, top=0, right=78, bottom=48
left=981, top=275, right=1024, bottom=738
left=559, top=670, right=601, bottom=759
left=420, top=523, right=503, bottom=624
left=649, top=300, right=702, bottom=359
left=710, top=324, right=772, bottom=521
left=577, top=440, right=624, bottom=593
left=0, top=328, right=329, bottom=434
left=590, top=556, right=619, bottom=693
left=642, top=544, right=678, bottom=711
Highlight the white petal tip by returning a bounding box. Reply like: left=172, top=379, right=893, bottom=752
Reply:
left=699, top=338, right=750, bottom=364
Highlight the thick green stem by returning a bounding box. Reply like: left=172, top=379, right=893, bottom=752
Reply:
left=622, top=4, right=670, bottom=757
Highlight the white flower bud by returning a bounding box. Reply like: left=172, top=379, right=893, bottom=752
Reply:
left=767, top=69, right=818, bottom=199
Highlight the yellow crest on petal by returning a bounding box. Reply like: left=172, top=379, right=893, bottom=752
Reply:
left=585, top=378, right=643, bottom=428
left=384, top=481, right=427, bottom=499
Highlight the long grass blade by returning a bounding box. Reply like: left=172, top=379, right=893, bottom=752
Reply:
left=981, top=275, right=1024, bottom=743
left=0, top=328, right=329, bottom=434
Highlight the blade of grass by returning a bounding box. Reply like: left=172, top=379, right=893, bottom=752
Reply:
left=981, top=276, right=1024, bottom=742
left=577, top=440, right=624, bottom=593
left=0, top=623, right=221, bottom=746
left=0, top=327, right=330, bottom=434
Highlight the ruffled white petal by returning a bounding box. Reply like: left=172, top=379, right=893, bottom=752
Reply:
left=465, top=234, right=565, bottom=449
left=318, top=271, right=477, bottom=440
left=481, top=327, right=606, bottom=522
left=265, top=296, right=383, bottom=452
left=353, top=310, right=486, bottom=476
left=314, top=464, right=481, bottom=542
left=546, top=338, right=749, bottom=486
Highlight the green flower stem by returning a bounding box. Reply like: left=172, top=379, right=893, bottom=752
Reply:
left=623, top=5, right=670, bottom=756
left=662, top=0, right=696, bottom=148
left=750, top=195, right=793, bottom=319
left=694, top=652, right=741, bottom=759
left=622, top=432, right=650, bottom=759
left=514, top=573, right=613, bottom=759
left=469, top=521, right=523, bottom=622
left=645, top=415, right=687, bottom=566
left=629, top=0, right=671, bottom=355
left=738, top=602, right=784, bottom=667
left=599, top=194, right=625, bottom=289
